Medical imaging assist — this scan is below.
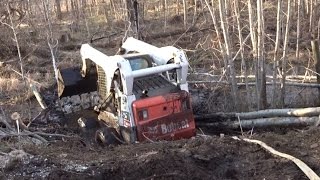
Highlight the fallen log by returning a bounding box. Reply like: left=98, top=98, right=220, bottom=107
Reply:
left=188, top=80, right=320, bottom=88
left=196, top=116, right=320, bottom=129
left=195, top=107, right=320, bottom=121
left=191, top=73, right=317, bottom=82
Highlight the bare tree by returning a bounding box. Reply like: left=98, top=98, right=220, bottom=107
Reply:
left=296, top=0, right=301, bottom=62
left=234, top=1, right=250, bottom=110
left=42, top=0, right=59, bottom=82
left=271, top=0, right=283, bottom=108
left=280, top=0, right=292, bottom=108
left=257, top=0, right=266, bottom=109
left=218, top=0, right=239, bottom=110
left=126, top=0, right=135, bottom=23
left=0, top=3, right=25, bottom=81
left=162, top=0, right=167, bottom=29
left=182, top=0, right=187, bottom=28
left=248, top=0, right=259, bottom=109
left=55, top=0, right=62, bottom=20
left=204, top=0, right=227, bottom=69
left=309, top=0, right=314, bottom=33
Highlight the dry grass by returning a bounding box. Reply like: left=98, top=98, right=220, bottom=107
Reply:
left=0, top=77, right=24, bottom=92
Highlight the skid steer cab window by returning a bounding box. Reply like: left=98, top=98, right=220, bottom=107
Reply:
left=128, top=58, right=150, bottom=71
left=123, top=54, right=153, bottom=71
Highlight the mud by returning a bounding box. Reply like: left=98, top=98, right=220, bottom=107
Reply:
left=1, top=112, right=319, bottom=180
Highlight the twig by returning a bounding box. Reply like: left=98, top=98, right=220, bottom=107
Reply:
left=27, top=111, right=43, bottom=128
left=1, top=130, right=77, bottom=143
left=9, top=67, right=42, bottom=86
left=28, top=133, right=48, bottom=143
left=122, top=21, right=132, bottom=43
left=27, top=131, right=75, bottom=138
left=142, top=132, right=154, bottom=143
left=249, top=127, right=254, bottom=138
left=197, top=128, right=211, bottom=138
left=29, top=83, right=47, bottom=109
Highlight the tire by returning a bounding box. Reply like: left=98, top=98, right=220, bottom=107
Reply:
left=95, top=127, right=122, bottom=146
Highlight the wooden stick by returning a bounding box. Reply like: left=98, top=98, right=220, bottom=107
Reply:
left=242, top=138, right=320, bottom=180
left=29, top=83, right=47, bottom=109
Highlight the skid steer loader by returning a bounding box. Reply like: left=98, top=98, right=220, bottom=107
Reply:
left=57, top=37, right=196, bottom=144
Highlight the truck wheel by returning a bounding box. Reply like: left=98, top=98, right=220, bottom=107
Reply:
left=77, top=117, right=98, bottom=129
left=95, top=127, right=122, bottom=146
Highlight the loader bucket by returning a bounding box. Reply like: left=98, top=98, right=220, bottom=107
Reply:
left=57, top=67, right=97, bottom=98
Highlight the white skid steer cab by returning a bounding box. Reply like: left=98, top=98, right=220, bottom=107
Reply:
left=57, top=37, right=196, bottom=145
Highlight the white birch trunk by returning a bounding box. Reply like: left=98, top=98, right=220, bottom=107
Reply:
left=204, top=0, right=228, bottom=69
left=309, top=0, right=314, bottom=33
left=234, top=1, right=250, bottom=110
left=248, top=0, right=259, bottom=109
left=296, top=0, right=301, bottom=62
left=280, top=0, right=292, bottom=108
left=271, top=0, right=282, bottom=107
left=182, top=0, right=187, bottom=28
left=257, top=0, right=266, bottom=109
left=218, top=0, right=239, bottom=110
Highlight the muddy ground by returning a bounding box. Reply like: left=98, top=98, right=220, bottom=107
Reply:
left=0, top=107, right=319, bottom=180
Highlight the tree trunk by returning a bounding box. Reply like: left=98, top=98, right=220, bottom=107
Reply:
left=248, top=0, right=259, bottom=109
left=305, top=0, right=309, bottom=16
left=318, top=17, right=320, bottom=39
left=296, top=0, right=301, bottom=62
left=182, top=0, right=187, bottom=28
left=234, top=1, right=250, bottom=110
left=55, top=0, right=63, bottom=20
left=176, top=0, right=180, bottom=15
left=125, top=0, right=135, bottom=22
left=257, top=0, right=267, bottom=109
left=271, top=0, right=282, bottom=108
left=65, top=0, right=69, bottom=13
left=204, top=0, right=227, bottom=69
left=311, top=40, right=320, bottom=103
left=309, top=0, right=314, bottom=33
left=280, top=0, right=292, bottom=108
left=163, top=0, right=167, bottom=30
left=218, top=0, right=239, bottom=111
